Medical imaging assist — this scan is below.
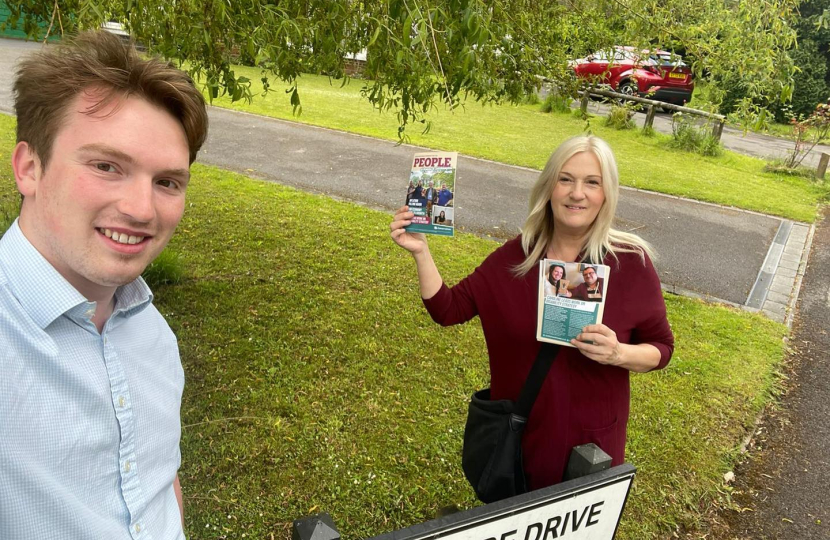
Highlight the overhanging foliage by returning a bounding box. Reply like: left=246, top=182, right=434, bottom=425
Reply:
left=5, top=0, right=800, bottom=136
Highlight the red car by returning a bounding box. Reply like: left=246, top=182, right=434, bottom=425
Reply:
left=571, top=46, right=694, bottom=106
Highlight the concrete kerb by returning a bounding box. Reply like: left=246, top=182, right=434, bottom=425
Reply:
left=786, top=222, right=816, bottom=328
left=760, top=222, right=813, bottom=327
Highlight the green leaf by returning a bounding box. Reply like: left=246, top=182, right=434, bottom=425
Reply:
left=368, top=25, right=382, bottom=48
left=247, top=38, right=256, bottom=60
left=402, top=15, right=412, bottom=49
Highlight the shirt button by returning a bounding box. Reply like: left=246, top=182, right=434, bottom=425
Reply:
left=118, top=396, right=126, bottom=408
left=124, top=461, right=131, bottom=473
left=135, top=524, right=141, bottom=533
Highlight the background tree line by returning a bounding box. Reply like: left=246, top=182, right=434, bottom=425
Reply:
left=718, top=0, right=830, bottom=122
left=3, top=0, right=823, bottom=132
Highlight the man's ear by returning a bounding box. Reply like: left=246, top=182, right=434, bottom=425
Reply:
left=11, top=141, right=42, bottom=198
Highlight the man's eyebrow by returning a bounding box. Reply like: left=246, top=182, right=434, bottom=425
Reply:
left=78, top=143, right=135, bottom=165
left=78, top=143, right=190, bottom=181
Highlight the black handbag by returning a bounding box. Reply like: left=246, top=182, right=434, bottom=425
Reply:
left=461, top=342, right=560, bottom=503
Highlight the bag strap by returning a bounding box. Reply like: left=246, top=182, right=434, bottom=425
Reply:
left=515, top=342, right=560, bottom=419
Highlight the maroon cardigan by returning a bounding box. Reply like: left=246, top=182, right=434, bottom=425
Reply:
left=423, top=236, right=674, bottom=489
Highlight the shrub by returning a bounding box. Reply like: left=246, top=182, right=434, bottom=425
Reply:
left=540, top=91, right=573, bottom=114
left=668, top=113, right=723, bottom=156
left=604, top=103, right=636, bottom=130
left=776, top=40, right=829, bottom=121
left=779, top=99, right=830, bottom=170
left=523, top=91, right=541, bottom=105
left=762, top=161, right=816, bottom=178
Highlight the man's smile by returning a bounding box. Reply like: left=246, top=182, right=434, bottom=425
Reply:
left=97, top=227, right=150, bottom=246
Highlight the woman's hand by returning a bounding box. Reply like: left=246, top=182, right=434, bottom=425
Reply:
left=571, top=324, right=622, bottom=366
left=390, top=206, right=443, bottom=299
left=390, top=206, right=428, bottom=255
left=572, top=324, right=662, bottom=372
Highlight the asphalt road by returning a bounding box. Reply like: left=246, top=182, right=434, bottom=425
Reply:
left=0, top=37, right=787, bottom=306
left=584, top=100, right=830, bottom=169
left=200, top=106, right=779, bottom=306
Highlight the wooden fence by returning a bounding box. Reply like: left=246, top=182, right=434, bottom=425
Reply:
left=577, top=87, right=726, bottom=141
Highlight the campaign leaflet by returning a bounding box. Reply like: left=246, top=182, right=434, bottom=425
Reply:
left=536, top=259, right=611, bottom=347
left=404, top=152, right=457, bottom=237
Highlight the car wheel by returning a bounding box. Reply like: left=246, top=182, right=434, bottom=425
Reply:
left=618, top=81, right=637, bottom=97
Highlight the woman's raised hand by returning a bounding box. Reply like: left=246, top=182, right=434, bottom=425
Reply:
left=390, top=206, right=428, bottom=255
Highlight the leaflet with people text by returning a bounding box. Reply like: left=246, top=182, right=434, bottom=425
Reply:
left=536, top=259, right=611, bottom=347
left=404, top=152, right=457, bottom=236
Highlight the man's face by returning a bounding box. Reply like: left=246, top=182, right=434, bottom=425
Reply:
left=14, top=91, right=190, bottom=299
left=583, top=268, right=597, bottom=286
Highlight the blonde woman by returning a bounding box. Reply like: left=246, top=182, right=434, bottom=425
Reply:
left=390, top=135, right=674, bottom=489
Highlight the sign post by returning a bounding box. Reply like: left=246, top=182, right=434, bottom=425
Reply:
left=367, top=464, right=635, bottom=540
left=293, top=463, right=635, bottom=540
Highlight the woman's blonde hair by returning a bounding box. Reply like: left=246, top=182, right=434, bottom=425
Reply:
left=514, top=135, right=653, bottom=276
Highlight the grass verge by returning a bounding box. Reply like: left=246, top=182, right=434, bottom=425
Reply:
left=206, top=68, right=827, bottom=222
left=0, top=113, right=787, bottom=538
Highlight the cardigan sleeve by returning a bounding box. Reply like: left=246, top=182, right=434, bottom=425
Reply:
left=422, top=268, right=483, bottom=327
left=630, top=254, right=674, bottom=371
left=421, top=239, right=515, bottom=326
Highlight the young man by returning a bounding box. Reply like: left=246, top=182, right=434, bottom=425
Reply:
left=0, top=31, right=208, bottom=539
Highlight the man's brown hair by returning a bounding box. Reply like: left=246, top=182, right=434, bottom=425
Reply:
left=14, top=30, right=208, bottom=167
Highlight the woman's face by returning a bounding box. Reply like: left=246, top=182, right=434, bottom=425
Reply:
left=439, top=211, right=445, bottom=219
left=552, top=266, right=563, bottom=280
left=550, top=151, right=606, bottom=237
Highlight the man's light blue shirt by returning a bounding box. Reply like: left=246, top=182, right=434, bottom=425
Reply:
left=0, top=220, right=185, bottom=539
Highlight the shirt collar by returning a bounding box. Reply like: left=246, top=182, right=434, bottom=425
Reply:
left=0, top=220, right=153, bottom=328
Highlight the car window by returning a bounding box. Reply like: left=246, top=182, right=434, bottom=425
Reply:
left=651, top=53, right=686, bottom=67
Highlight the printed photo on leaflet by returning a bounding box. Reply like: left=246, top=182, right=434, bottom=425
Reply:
left=537, top=260, right=610, bottom=347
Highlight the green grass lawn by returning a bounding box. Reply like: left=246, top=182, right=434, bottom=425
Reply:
left=0, top=113, right=788, bottom=539
left=205, top=67, right=827, bottom=222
